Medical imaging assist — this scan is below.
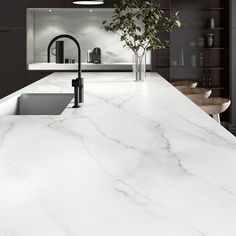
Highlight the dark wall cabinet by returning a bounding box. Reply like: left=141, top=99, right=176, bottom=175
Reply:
left=230, top=0, right=236, bottom=125
left=27, top=0, right=116, bottom=8
left=27, top=71, right=52, bottom=84
left=27, top=0, right=67, bottom=8
left=0, top=1, right=26, bottom=28
left=0, top=1, right=26, bottom=98
left=232, top=0, right=236, bottom=28
left=0, top=29, right=26, bottom=98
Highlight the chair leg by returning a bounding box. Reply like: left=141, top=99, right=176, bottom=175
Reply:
left=213, top=114, right=221, bottom=123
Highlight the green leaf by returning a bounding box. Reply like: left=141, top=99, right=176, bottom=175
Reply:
left=175, top=20, right=181, bottom=27
left=102, top=0, right=181, bottom=52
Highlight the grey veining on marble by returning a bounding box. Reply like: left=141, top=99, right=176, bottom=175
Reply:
left=0, top=72, right=236, bottom=236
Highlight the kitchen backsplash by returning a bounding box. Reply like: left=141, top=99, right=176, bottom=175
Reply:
left=27, top=9, right=151, bottom=64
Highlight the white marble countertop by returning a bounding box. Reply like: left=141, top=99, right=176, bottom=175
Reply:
left=0, top=72, right=236, bottom=236
left=28, top=62, right=148, bottom=71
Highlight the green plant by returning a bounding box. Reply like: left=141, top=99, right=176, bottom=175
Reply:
left=102, top=0, right=181, bottom=54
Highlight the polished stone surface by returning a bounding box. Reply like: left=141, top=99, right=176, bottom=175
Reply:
left=27, top=62, right=140, bottom=71
left=0, top=73, right=236, bottom=236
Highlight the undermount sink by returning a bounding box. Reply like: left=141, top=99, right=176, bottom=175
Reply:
left=0, top=93, right=74, bottom=116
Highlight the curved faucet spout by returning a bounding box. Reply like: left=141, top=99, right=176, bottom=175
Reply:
left=47, top=34, right=84, bottom=107
left=47, top=34, right=82, bottom=79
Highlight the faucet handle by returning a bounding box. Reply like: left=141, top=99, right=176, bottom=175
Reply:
left=72, top=78, right=84, bottom=108
left=72, top=78, right=80, bottom=87
left=72, top=78, right=84, bottom=88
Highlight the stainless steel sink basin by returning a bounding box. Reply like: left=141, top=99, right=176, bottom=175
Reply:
left=0, top=93, right=74, bottom=115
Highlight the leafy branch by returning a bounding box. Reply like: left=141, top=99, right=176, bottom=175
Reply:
left=102, top=0, right=181, bottom=54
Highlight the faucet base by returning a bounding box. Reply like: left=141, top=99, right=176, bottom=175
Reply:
left=73, top=105, right=80, bottom=108
left=72, top=78, right=83, bottom=108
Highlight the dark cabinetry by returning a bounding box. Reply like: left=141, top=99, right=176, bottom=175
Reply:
left=230, top=0, right=236, bottom=125
left=0, top=29, right=26, bottom=98
left=27, top=0, right=116, bottom=8
left=0, top=1, right=26, bottom=28
left=26, top=0, right=67, bottom=8
left=152, top=0, right=171, bottom=80
left=232, top=0, right=236, bottom=28
left=102, top=0, right=116, bottom=8
left=0, top=1, right=27, bottom=98
left=26, top=71, right=52, bottom=84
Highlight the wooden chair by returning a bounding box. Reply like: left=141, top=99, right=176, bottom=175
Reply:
left=192, top=98, right=231, bottom=123
left=171, top=80, right=198, bottom=90
left=179, top=87, right=212, bottom=100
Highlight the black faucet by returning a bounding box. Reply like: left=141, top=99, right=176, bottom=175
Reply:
left=47, top=34, right=84, bottom=108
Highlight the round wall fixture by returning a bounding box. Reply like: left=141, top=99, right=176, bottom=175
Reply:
left=73, top=0, right=104, bottom=5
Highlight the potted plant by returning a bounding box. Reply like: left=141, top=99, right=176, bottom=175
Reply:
left=103, top=0, right=181, bottom=81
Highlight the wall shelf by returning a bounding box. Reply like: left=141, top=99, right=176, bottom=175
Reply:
left=171, top=67, right=225, bottom=70
left=158, top=47, right=225, bottom=50
left=161, top=8, right=224, bottom=11
left=157, top=67, right=224, bottom=70
left=210, top=87, right=225, bottom=90
left=152, top=0, right=229, bottom=121
left=179, top=27, right=224, bottom=30
left=208, top=28, right=225, bottom=30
